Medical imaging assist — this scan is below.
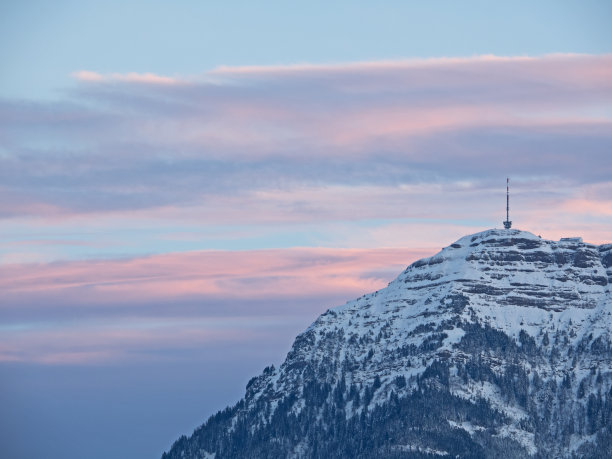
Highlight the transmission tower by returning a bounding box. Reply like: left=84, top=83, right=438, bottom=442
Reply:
left=503, top=178, right=512, bottom=229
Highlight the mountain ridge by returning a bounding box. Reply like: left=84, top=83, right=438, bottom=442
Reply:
left=164, top=228, right=612, bottom=458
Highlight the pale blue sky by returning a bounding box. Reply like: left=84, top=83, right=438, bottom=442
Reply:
left=1, top=0, right=611, bottom=99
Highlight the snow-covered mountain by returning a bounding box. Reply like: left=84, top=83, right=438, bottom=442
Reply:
left=163, top=229, right=612, bottom=458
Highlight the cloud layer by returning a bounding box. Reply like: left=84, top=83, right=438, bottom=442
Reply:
left=1, top=54, right=611, bottom=366
left=0, top=247, right=428, bottom=364
left=2, top=54, right=611, bottom=222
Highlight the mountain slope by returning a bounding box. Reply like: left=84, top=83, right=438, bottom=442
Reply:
left=163, top=229, right=612, bottom=458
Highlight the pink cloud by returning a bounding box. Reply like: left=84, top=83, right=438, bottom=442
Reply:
left=1, top=179, right=609, bottom=269
left=71, top=70, right=106, bottom=82
left=111, top=54, right=611, bottom=158
left=209, top=54, right=612, bottom=92
left=0, top=247, right=429, bottom=305
left=72, top=70, right=179, bottom=85
left=561, top=199, right=612, bottom=217
left=0, top=247, right=434, bottom=364
left=209, top=54, right=541, bottom=76
left=2, top=54, right=604, bottom=228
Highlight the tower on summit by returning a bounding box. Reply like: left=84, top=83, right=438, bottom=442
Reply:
left=503, top=177, right=512, bottom=229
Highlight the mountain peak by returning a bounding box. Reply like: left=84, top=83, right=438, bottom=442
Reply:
left=164, top=229, right=612, bottom=459
left=394, top=227, right=608, bottom=313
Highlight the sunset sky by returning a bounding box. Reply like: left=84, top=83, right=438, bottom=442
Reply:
left=1, top=1, right=611, bottom=458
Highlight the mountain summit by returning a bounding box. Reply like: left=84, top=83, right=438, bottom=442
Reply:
left=164, top=229, right=612, bottom=458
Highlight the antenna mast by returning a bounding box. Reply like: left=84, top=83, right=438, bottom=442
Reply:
left=503, top=178, right=512, bottom=229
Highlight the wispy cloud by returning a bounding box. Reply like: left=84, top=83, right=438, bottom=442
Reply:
left=71, top=70, right=180, bottom=85
left=2, top=54, right=609, bottom=221
left=0, top=247, right=427, bottom=306
left=209, top=55, right=542, bottom=75
left=0, top=247, right=429, bottom=364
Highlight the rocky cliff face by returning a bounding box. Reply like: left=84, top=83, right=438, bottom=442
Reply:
left=164, top=229, right=612, bottom=458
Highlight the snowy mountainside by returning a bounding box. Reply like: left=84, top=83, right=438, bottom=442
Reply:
left=164, top=229, right=612, bottom=458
